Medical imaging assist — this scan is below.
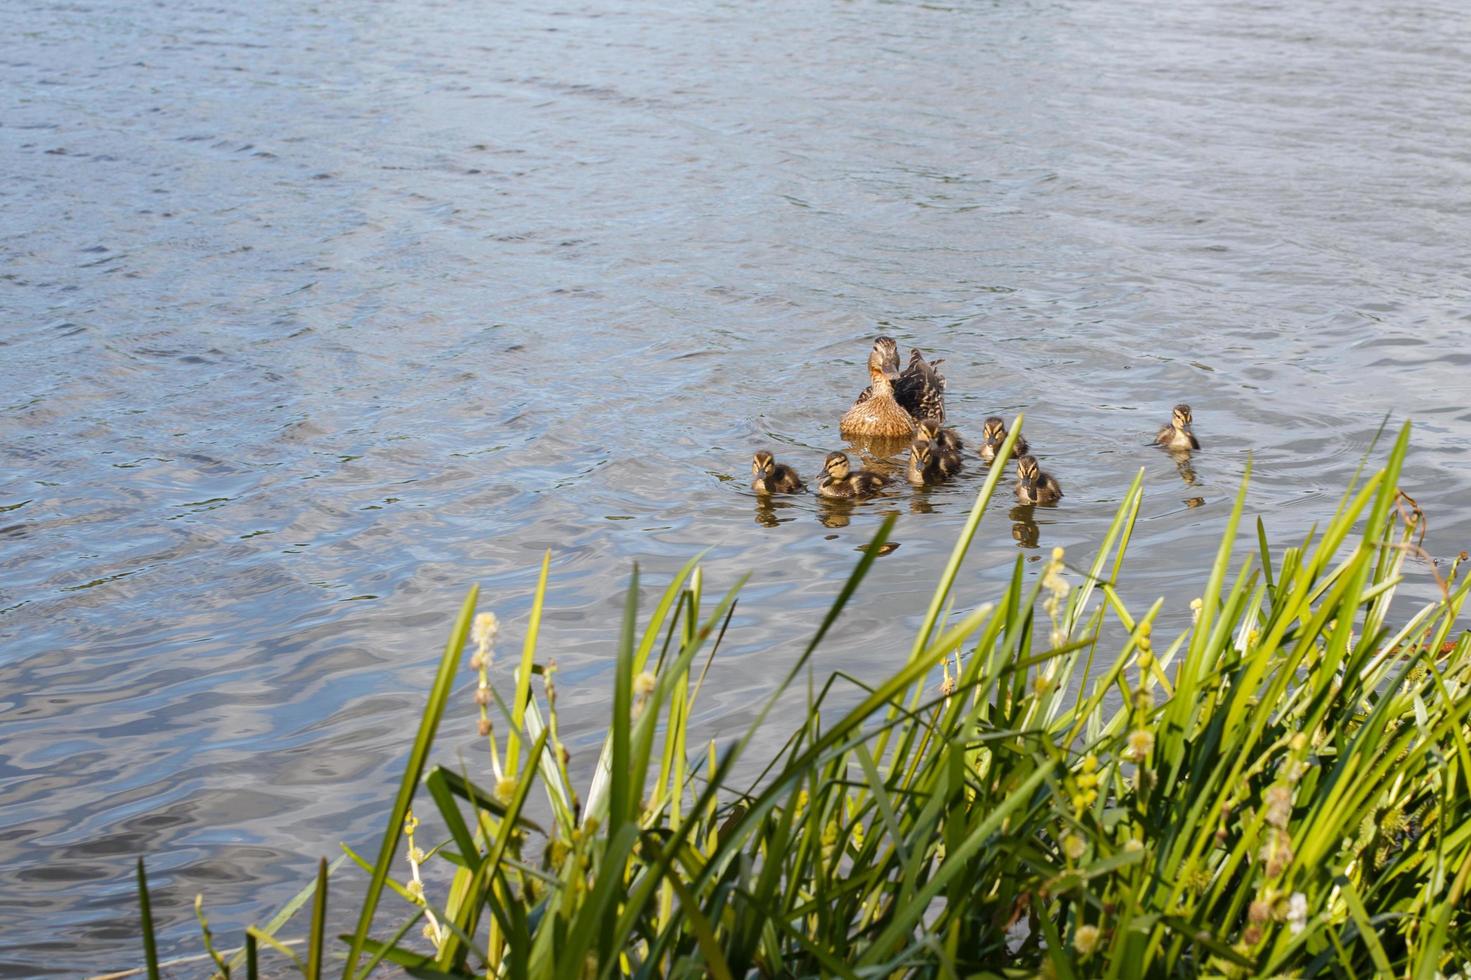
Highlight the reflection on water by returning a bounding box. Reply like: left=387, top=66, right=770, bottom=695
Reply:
left=4, top=0, right=1471, bottom=970
left=1172, top=452, right=1200, bottom=488
left=1010, top=505, right=1042, bottom=550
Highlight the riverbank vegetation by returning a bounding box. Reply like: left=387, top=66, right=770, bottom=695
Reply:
left=133, top=420, right=1471, bottom=977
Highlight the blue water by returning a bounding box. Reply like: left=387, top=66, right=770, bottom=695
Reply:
left=4, top=0, right=1470, bottom=972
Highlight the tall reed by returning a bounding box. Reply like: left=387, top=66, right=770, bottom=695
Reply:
left=134, top=420, right=1471, bottom=978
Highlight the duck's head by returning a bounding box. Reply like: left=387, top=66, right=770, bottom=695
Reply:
left=982, top=416, right=1007, bottom=445
left=871, top=336, right=901, bottom=379
left=823, top=451, right=852, bottom=481
left=1172, top=404, right=1194, bottom=429
left=916, top=418, right=943, bottom=442
left=911, top=438, right=935, bottom=469
left=1017, top=455, right=1042, bottom=485
left=752, top=450, right=775, bottom=477
left=866, top=346, right=899, bottom=385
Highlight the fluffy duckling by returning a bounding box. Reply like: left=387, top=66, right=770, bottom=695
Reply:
left=1014, top=455, right=1063, bottom=505
left=1155, top=403, right=1200, bottom=450
left=895, top=347, right=947, bottom=423
left=841, top=341, right=917, bottom=439
left=818, top=451, right=888, bottom=499
left=751, top=450, right=804, bottom=494
left=906, top=438, right=947, bottom=486
left=917, top=417, right=964, bottom=455
left=979, top=416, right=1028, bottom=463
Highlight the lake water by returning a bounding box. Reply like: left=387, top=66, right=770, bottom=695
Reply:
left=4, top=0, right=1470, bottom=972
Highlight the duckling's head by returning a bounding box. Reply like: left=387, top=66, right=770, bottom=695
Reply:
left=1173, top=404, right=1194, bottom=428
left=752, top=450, right=775, bottom=477
left=1017, top=455, right=1041, bottom=484
left=982, top=416, right=1007, bottom=443
left=917, top=418, right=943, bottom=442
left=823, top=451, right=852, bottom=481
left=911, top=438, right=934, bottom=468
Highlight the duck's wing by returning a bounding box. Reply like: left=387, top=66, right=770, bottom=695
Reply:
left=896, top=351, right=946, bottom=422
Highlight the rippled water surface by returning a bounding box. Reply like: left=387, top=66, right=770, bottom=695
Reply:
left=5, top=0, right=1471, bottom=971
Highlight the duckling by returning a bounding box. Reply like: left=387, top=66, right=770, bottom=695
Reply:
left=818, top=451, right=888, bottom=499
left=1155, top=403, right=1200, bottom=451
left=906, top=438, right=947, bottom=485
left=841, top=342, right=917, bottom=439
left=978, top=416, right=1028, bottom=463
left=751, top=450, right=804, bottom=494
left=895, top=347, right=947, bottom=423
left=1014, top=455, right=1063, bottom=505
left=916, top=417, right=964, bottom=455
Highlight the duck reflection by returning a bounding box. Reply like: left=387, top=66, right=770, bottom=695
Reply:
left=844, top=433, right=912, bottom=466
left=1010, top=503, right=1041, bottom=549
left=818, top=496, right=855, bottom=528
left=754, top=497, right=779, bottom=527
left=1170, top=448, right=1198, bottom=487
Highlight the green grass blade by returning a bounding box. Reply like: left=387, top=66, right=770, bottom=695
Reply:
left=306, top=857, right=327, bottom=980
left=227, top=855, right=346, bottom=973
left=341, top=585, right=480, bottom=980
left=136, top=858, right=161, bottom=980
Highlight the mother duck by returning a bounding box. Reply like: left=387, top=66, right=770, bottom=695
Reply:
left=840, top=336, right=947, bottom=438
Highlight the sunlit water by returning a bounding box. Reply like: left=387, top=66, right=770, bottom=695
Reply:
left=4, top=0, right=1470, bottom=971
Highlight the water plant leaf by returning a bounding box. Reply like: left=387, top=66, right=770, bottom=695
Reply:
left=341, top=585, right=480, bottom=980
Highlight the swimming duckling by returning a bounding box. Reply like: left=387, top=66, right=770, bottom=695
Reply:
left=979, top=416, right=1028, bottom=463
left=917, top=417, right=964, bottom=454
left=841, top=341, right=917, bottom=439
left=1014, top=455, right=1063, bottom=505
left=751, top=450, right=804, bottom=494
left=818, top=451, right=888, bottom=499
left=895, top=347, right=947, bottom=423
left=1155, top=403, right=1200, bottom=451
left=906, top=438, right=947, bottom=485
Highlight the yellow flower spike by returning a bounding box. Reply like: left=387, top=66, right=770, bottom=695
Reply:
left=403, top=811, right=420, bottom=836
left=471, top=612, right=500, bottom=645
left=1081, top=753, right=1099, bottom=774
